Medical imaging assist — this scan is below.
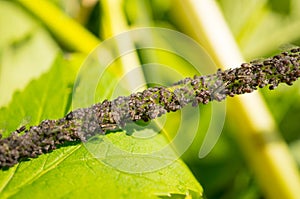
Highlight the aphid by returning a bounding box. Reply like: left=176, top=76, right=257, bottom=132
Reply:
left=269, top=85, right=276, bottom=90
left=291, top=48, right=300, bottom=53
left=100, top=123, right=118, bottom=131
left=15, top=125, right=26, bottom=134
left=241, top=63, right=251, bottom=68
left=273, top=54, right=282, bottom=60
left=263, top=59, right=273, bottom=65
left=65, top=112, right=73, bottom=120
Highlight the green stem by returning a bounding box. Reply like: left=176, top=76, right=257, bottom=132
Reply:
left=100, top=0, right=147, bottom=91
left=17, top=0, right=100, bottom=53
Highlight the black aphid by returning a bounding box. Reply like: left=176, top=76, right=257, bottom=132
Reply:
left=15, top=126, right=26, bottom=134
left=1, top=47, right=300, bottom=169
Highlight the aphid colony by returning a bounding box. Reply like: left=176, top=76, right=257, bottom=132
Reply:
left=1, top=48, right=300, bottom=169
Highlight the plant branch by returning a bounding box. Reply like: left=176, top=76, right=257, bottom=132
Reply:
left=1, top=48, right=300, bottom=169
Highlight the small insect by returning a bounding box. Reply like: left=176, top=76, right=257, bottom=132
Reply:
left=15, top=125, right=26, bottom=134
left=273, top=54, right=282, bottom=60
left=100, top=123, right=118, bottom=131
left=291, top=48, right=300, bottom=53
left=263, top=59, right=273, bottom=65
left=241, top=63, right=251, bottom=68
left=65, top=112, right=73, bottom=120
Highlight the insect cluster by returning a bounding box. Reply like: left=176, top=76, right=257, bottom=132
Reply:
left=0, top=48, right=300, bottom=169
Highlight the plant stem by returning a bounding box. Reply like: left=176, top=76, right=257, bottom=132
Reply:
left=1, top=48, right=300, bottom=169
left=17, top=0, right=100, bottom=54
left=100, top=0, right=147, bottom=91
left=172, top=0, right=300, bottom=198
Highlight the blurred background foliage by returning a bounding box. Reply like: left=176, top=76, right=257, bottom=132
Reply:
left=1, top=0, right=300, bottom=198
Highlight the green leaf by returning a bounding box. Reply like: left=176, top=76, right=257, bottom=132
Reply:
left=0, top=1, right=59, bottom=107
left=0, top=54, right=75, bottom=137
left=0, top=53, right=203, bottom=198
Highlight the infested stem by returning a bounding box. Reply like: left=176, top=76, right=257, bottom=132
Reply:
left=1, top=48, right=300, bottom=168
